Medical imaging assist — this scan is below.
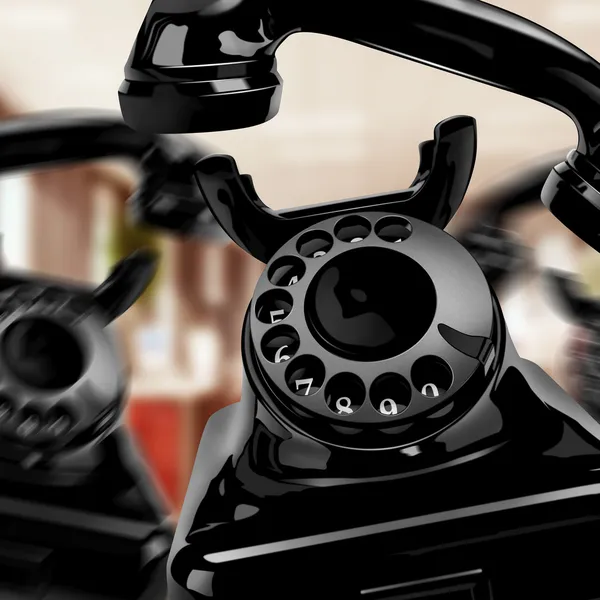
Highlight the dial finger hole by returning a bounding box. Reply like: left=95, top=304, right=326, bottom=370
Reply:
left=268, top=256, right=306, bottom=287
left=285, top=356, right=325, bottom=397
left=255, top=290, right=293, bottom=324
left=16, top=408, right=42, bottom=439
left=0, top=393, right=14, bottom=423
left=411, top=356, right=453, bottom=398
left=375, top=216, right=413, bottom=243
left=297, top=230, right=334, bottom=259
left=2, top=317, right=85, bottom=390
left=45, top=407, right=73, bottom=437
left=334, top=215, right=372, bottom=243
left=261, top=326, right=300, bottom=364
left=370, top=373, right=411, bottom=417
left=325, top=373, right=366, bottom=416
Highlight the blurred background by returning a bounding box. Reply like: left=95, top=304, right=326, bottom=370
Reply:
left=0, top=0, right=598, bottom=518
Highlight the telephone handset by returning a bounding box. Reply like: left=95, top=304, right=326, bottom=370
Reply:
left=121, top=0, right=600, bottom=252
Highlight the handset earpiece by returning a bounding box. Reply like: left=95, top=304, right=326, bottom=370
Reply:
left=195, top=115, right=476, bottom=262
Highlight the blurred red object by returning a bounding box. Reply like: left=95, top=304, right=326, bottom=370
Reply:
left=126, top=390, right=237, bottom=515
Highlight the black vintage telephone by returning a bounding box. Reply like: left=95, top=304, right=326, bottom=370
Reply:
left=119, top=2, right=600, bottom=599
left=0, top=249, right=168, bottom=600
left=0, top=111, right=218, bottom=599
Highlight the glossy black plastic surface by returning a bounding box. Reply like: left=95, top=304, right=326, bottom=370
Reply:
left=170, top=364, right=600, bottom=600
left=0, top=110, right=221, bottom=239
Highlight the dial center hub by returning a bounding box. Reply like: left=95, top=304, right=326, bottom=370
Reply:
left=2, top=317, right=85, bottom=389
left=306, top=247, right=437, bottom=361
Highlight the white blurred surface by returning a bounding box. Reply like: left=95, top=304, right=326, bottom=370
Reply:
left=0, top=175, right=29, bottom=268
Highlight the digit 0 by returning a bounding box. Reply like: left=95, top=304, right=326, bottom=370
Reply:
left=422, top=383, right=440, bottom=397
left=380, top=399, right=398, bottom=416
